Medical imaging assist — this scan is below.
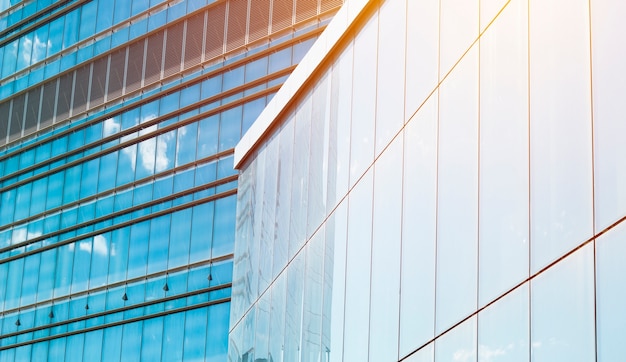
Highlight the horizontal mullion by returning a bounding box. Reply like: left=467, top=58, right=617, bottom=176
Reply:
left=0, top=27, right=324, bottom=157
left=0, top=173, right=238, bottom=255
left=0, top=253, right=233, bottom=320
left=0, top=148, right=234, bottom=234
left=0, top=187, right=237, bottom=265
left=0, top=296, right=231, bottom=351
left=0, top=66, right=293, bottom=185
left=0, top=283, right=231, bottom=341
left=0, top=84, right=280, bottom=195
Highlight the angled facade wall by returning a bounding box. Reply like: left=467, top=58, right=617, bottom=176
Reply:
left=231, top=0, right=626, bottom=360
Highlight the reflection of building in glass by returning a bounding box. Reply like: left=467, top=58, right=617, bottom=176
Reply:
left=0, top=0, right=342, bottom=359
left=230, top=0, right=626, bottom=361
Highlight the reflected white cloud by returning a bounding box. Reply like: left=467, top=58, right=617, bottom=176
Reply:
left=31, top=34, right=49, bottom=63
left=155, top=132, right=173, bottom=172
left=104, top=118, right=121, bottom=136
left=453, top=348, right=475, bottom=362
left=477, top=344, right=508, bottom=362
left=11, top=228, right=42, bottom=245
left=79, top=234, right=111, bottom=256
left=122, top=116, right=171, bottom=173
left=21, top=37, right=33, bottom=64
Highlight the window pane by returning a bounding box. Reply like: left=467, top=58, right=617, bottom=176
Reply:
left=530, top=243, right=595, bottom=361
left=529, top=0, right=593, bottom=273
left=436, top=46, right=479, bottom=334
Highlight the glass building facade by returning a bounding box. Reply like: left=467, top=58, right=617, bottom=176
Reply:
left=231, top=0, right=626, bottom=361
left=0, top=0, right=342, bottom=360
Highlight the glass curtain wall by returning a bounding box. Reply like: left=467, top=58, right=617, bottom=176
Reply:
left=232, top=0, right=626, bottom=361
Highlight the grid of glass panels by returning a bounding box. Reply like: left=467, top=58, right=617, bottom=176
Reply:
left=0, top=0, right=343, bottom=102
left=232, top=0, right=626, bottom=360
left=0, top=0, right=344, bottom=360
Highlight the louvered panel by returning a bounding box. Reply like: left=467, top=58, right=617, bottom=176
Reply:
left=248, top=0, right=270, bottom=42
left=125, top=40, right=145, bottom=94
left=107, top=48, right=126, bottom=100
left=184, top=13, right=205, bottom=70
left=40, top=80, right=56, bottom=129
left=226, top=0, right=248, bottom=51
left=320, top=0, right=342, bottom=12
left=89, top=57, right=108, bottom=109
left=55, top=73, right=72, bottom=123
left=72, top=64, right=90, bottom=116
left=8, top=94, right=24, bottom=142
left=205, top=4, right=226, bottom=59
left=163, top=23, right=184, bottom=78
left=24, top=87, right=41, bottom=136
left=0, top=102, right=9, bottom=146
left=295, top=0, right=317, bottom=23
left=145, top=31, right=164, bottom=86
left=271, top=0, right=294, bottom=33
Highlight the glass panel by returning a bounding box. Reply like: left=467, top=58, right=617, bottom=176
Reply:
left=184, top=308, right=208, bottom=360
left=369, top=135, right=403, bottom=360
left=478, top=0, right=529, bottom=307
left=436, top=46, right=479, bottom=334
left=289, top=95, right=311, bottom=257
left=478, top=285, right=529, bottom=362
left=400, top=93, right=437, bottom=357
left=268, top=274, right=286, bottom=362
left=596, top=220, right=626, bottom=360
left=530, top=243, right=595, bottom=361
left=591, top=0, right=626, bottom=232
left=273, top=114, right=294, bottom=279
left=375, top=0, right=405, bottom=156
left=327, top=200, right=348, bottom=362
left=342, top=169, right=373, bottom=361
left=405, top=0, right=438, bottom=121
left=440, top=0, right=478, bottom=77
left=529, top=0, right=593, bottom=273
left=326, top=42, right=353, bottom=212
left=301, top=228, right=324, bottom=361
left=435, top=316, right=476, bottom=362
left=349, top=13, right=377, bottom=187
left=284, top=252, right=304, bottom=361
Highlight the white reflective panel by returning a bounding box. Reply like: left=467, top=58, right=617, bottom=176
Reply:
left=370, top=133, right=403, bottom=360
left=342, top=169, right=373, bottom=361
left=404, top=0, right=438, bottom=122
left=440, top=0, right=478, bottom=77
left=289, top=94, right=312, bottom=258
left=328, top=200, right=348, bottom=362
left=435, top=316, right=477, bottom=362
left=301, top=227, right=325, bottom=361
left=529, top=0, right=593, bottom=273
left=375, top=0, right=406, bottom=156
left=400, top=93, right=438, bottom=357
left=596, top=220, right=626, bottom=360
left=478, top=285, right=529, bottom=362
left=327, top=41, right=353, bottom=213
left=259, top=136, right=278, bottom=293
left=478, top=0, right=529, bottom=307
left=273, top=113, right=295, bottom=279
left=530, top=243, right=595, bottom=361
left=349, top=12, right=378, bottom=187
left=436, top=45, right=479, bottom=334
left=591, top=0, right=626, bottom=232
